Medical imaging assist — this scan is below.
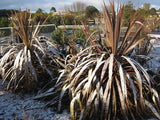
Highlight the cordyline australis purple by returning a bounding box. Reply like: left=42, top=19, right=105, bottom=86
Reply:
left=56, top=1, right=160, bottom=120
left=0, top=9, right=63, bottom=91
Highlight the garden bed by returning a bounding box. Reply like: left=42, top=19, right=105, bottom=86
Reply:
left=0, top=80, right=70, bottom=120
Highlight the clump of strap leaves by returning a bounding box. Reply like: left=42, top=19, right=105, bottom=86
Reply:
left=35, top=1, right=160, bottom=120
left=56, top=1, right=160, bottom=120
left=0, top=9, right=64, bottom=92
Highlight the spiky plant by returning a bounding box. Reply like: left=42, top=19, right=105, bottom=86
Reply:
left=56, top=1, right=160, bottom=120
left=133, top=38, right=155, bottom=68
left=0, top=9, right=64, bottom=91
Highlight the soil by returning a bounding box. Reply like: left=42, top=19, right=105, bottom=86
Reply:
left=0, top=80, right=70, bottom=120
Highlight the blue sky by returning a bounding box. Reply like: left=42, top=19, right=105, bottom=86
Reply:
left=0, top=0, right=159, bottom=13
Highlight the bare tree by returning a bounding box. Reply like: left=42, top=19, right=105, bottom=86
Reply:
left=63, top=1, right=86, bottom=12
left=72, top=1, right=86, bottom=12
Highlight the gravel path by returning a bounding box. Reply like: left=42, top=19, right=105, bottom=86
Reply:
left=0, top=81, right=70, bottom=120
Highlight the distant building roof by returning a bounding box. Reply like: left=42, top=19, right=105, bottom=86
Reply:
left=53, top=10, right=73, bottom=16
left=156, top=11, right=160, bottom=15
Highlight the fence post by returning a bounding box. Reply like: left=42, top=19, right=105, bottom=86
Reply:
left=11, top=27, right=13, bottom=43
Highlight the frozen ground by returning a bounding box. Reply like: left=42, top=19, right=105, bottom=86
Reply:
left=149, top=39, right=160, bottom=71
left=0, top=80, right=70, bottom=120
